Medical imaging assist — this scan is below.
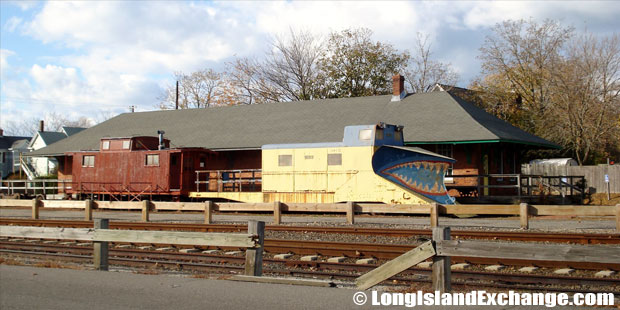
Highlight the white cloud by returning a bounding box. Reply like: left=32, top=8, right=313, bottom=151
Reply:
left=0, top=0, right=616, bottom=126
left=0, top=49, right=16, bottom=75
left=5, top=0, right=38, bottom=11
left=3, top=16, right=22, bottom=32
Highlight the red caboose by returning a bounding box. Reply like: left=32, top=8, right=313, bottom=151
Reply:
left=64, top=135, right=213, bottom=200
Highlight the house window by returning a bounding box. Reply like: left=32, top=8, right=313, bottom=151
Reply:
left=122, top=140, right=130, bottom=149
left=82, top=155, right=95, bottom=167
left=327, top=153, right=342, bottom=166
left=359, top=129, right=373, bottom=141
left=102, top=141, right=110, bottom=150
left=436, top=145, right=453, bottom=176
left=145, top=154, right=159, bottom=166
left=278, top=155, right=292, bottom=167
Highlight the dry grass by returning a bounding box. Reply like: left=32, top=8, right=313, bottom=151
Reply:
left=585, top=193, right=620, bottom=206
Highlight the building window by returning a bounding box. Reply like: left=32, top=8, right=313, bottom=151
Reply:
left=145, top=154, right=159, bottom=166
left=436, top=145, right=453, bottom=176
left=102, top=141, right=110, bottom=150
left=327, top=153, right=342, bottom=166
left=122, top=140, right=130, bottom=149
left=278, top=155, right=292, bottom=167
left=359, top=129, right=373, bottom=141
left=82, top=155, right=95, bottom=167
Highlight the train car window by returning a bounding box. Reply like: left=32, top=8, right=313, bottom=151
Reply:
left=145, top=154, right=159, bottom=166
left=394, top=130, right=402, bottom=141
left=359, top=129, right=373, bottom=140
left=102, top=141, right=110, bottom=150
left=278, top=155, right=292, bottom=166
left=122, top=140, right=130, bottom=149
left=375, top=128, right=384, bottom=140
left=82, top=155, right=95, bottom=167
left=327, top=153, right=342, bottom=166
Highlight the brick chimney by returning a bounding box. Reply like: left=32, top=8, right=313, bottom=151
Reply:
left=391, top=74, right=406, bottom=102
left=39, top=120, right=44, bottom=132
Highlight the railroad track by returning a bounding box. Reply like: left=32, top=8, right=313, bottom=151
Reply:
left=1, top=241, right=618, bottom=295
left=1, top=218, right=618, bottom=244
left=2, top=235, right=619, bottom=271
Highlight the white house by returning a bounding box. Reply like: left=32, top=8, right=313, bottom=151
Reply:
left=0, top=129, right=31, bottom=179
left=25, top=126, right=86, bottom=179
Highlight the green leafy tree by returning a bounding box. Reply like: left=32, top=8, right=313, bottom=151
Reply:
left=318, top=28, right=410, bottom=98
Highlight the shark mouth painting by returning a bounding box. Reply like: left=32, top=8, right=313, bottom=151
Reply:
left=372, top=146, right=456, bottom=205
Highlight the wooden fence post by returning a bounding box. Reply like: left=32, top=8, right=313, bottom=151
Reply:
left=93, top=219, right=109, bottom=271
left=432, top=226, right=451, bottom=293
left=346, top=201, right=355, bottom=225
left=520, top=203, right=529, bottom=230
left=204, top=201, right=213, bottom=224
left=244, top=220, right=265, bottom=276
left=273, top=201, right=282, bottom=225
left=430, top=203, right=439, bottom=228
left=31, top=198, right=40, bottom=220
left=85, top=199, right=93, bottom=221
left=141, top=200, right=150, bottom=222
left=616, top=204, right=620, bottom=232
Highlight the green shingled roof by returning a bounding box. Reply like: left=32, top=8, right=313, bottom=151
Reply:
left=29, top=91, right=558, bottom=156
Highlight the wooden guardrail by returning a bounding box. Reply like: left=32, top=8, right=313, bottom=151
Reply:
left=1, top=199, right=619, bottom=231
left=356, top=226, right=620, bottom=291
left=0, top=219, right=266, bottom=276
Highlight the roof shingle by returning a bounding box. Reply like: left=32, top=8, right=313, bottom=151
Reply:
left=29, top=91, right=558, bottom=156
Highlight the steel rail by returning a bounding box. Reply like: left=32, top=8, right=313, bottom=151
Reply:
left=1, top=218, right=618, bottom=244
left=2, top=239, right=620, bottom=271
left=1, top=245, right=618, bottom=294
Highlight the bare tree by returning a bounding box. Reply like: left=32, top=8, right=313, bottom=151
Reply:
left=405, top=33, right=459, bottom=93
left=548, top=33, right=620, bottom=164
left=476, top=19, right=573, bottom=134
left=2, top=112, right=94, bottom=136
left=261, top=28, right=323, bottom=101
left=223, top=57, right=277, bottom=105
left=159, top=68, right=223, bottom=109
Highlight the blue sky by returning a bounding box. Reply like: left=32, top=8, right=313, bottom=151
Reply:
left=1, top=1, right=619, bottom=132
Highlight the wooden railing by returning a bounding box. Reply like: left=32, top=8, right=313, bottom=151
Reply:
left=448, top=174, right=586, bottom=203
left=1, top=199, right=619, bottom=231
left=0, top=179, right=72, bottom=198
left=195, top=169, right=262, bottom=192
left=0, top=219, right=265, bottom=276
left=356, top=226, right=620, bottom=291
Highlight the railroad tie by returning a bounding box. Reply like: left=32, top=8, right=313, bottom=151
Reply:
left=327, top=257, right=346, bottom=263
left=484, top=265, right=506, bottom=271
left=356, top=258, right=377, bottom=265
left=274, top=253, right=293, bottom=259
left=594, top=270, right=616, bottom=278
left=301, top=255, right=318, bottom=262
left=450, top=263, right=470, bottom=270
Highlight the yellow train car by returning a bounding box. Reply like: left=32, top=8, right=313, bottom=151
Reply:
left=190, top=124, right=455, bottom=205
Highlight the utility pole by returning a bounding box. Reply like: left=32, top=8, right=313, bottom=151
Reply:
left=175, top=80, right=179, bottom=110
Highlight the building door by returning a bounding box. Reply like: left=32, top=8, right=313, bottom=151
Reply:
left=170, top=153, right=181, bottom=190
